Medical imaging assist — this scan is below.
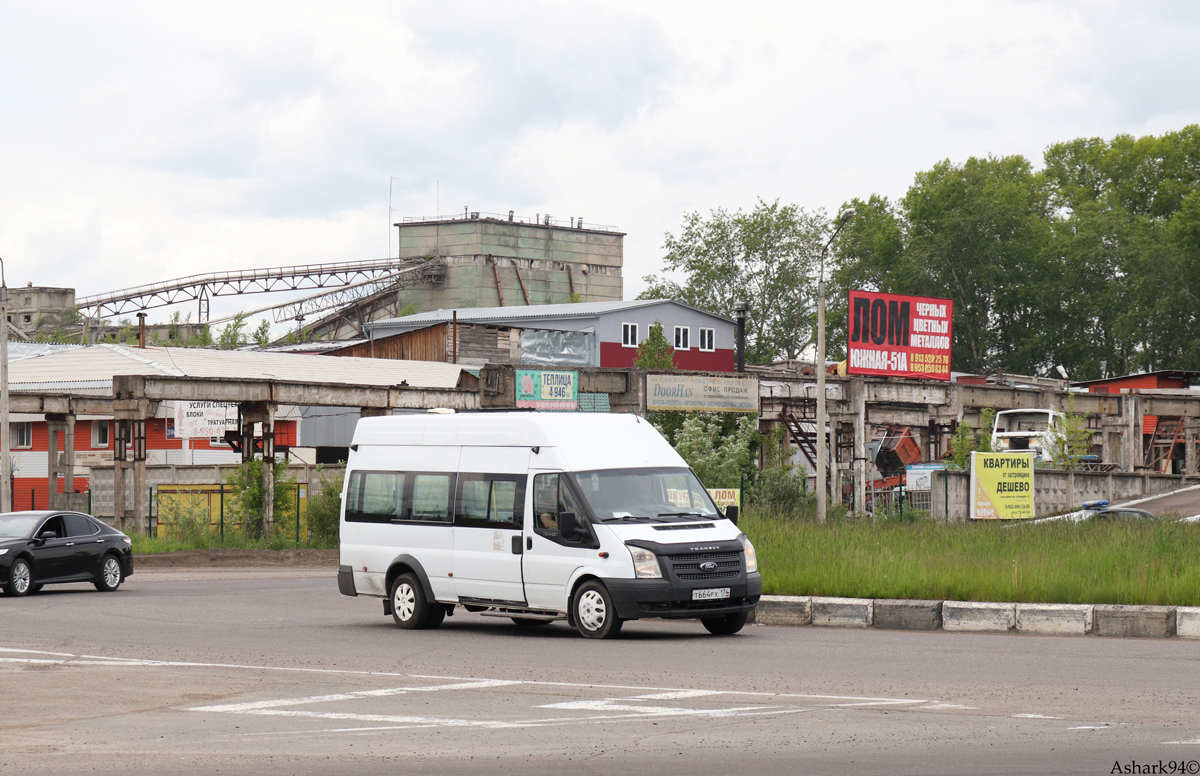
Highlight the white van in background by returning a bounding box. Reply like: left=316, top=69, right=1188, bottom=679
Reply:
left=337, top=411, right=760, bottom=639
left=991, top=409, right=1064, bottom=461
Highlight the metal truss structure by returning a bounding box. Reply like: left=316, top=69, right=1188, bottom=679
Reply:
left=76, top=256, right=441, bottom=322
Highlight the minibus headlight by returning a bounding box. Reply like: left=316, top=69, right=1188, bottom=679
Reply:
left=627, top=546, right=662, bottom=579
left=740, top=535, right=758, bottom=574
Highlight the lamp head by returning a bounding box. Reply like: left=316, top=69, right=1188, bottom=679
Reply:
left=733, top=301, right=748, bottom=319
left=839, top=208, right=857, bottom=223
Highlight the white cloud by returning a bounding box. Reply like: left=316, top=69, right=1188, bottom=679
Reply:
left=0, top=0, right=1197, bottom=328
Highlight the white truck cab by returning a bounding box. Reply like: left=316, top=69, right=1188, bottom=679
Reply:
left=991, top=409, right=1064, bottom=461
left=337, top=411, right=760, bottom=639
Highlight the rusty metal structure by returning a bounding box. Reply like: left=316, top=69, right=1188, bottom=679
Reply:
left=76, top=256, right=442, bottom=323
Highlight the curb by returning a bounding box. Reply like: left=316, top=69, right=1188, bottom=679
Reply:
left=752, top=595, right=1200, bottom=639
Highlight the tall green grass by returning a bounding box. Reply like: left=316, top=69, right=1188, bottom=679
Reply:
left=131, top=534, right=336, bottom=555
left=741, top=509, right=1200, bottom=606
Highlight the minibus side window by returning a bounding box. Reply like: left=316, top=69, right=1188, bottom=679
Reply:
left=411, top=474, right=454, bottom=523
left=532, top=473, right=586, bottom=544
left=455, top=474, right=525, bottom=529
left=346, top=471, right=405, bottom=523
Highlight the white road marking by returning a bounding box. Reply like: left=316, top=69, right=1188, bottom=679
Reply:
left=1011, top=714, right=1064, bottom=719
left=1163, top=739, right=1200, bottom=745
left=2, top=645, right=969, bottom=737
left=1068, top=726, right=1110, bottom=730
left=917, top=703, right=980, bottom=711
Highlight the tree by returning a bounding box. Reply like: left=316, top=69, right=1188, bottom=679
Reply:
left=218, top=313, right=249, bottom=350
left=639, top=199, right=830, bottom=364
left=253, top=319, right=272, bottom=347
left=634, top=320, right=675, bottom=370
left=1043, top=396, right=1093, bottom=470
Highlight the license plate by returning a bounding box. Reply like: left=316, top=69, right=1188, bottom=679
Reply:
left=692, top=587, right=730, bottom=601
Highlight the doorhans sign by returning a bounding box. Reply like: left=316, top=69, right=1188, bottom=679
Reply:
left=645, top=375, right=758, bottom=413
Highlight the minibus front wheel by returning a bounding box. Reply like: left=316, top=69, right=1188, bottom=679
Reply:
left=571, top=580, right=623, bottom=639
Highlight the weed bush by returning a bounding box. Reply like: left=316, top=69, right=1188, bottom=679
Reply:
left=306, top=466, right=343, bottom=547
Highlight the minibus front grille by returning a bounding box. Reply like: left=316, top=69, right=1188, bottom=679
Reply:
left=666, top=551, right=741, bottom=580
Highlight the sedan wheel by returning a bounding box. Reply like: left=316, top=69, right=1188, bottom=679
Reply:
left=94, top=556, right=123, bottom=592
left=6, top=558, right=33, bottom=597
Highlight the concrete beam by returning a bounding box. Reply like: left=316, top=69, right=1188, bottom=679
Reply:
left=1092, top=604, right=1176, bottom=638
left=1016, top=603, right=1093, bottom=635
left=873, top=599, right=943, bottom=631
left=113, top=375, right=479, bottom=410
left=811, top=596, right=872, bottom=628
left=942, top=601, right=1016, bottom=632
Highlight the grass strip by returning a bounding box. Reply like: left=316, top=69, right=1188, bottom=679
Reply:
left=131, top=535, right=336, bottom=554
left=741, top=509, right=1200, bottom=606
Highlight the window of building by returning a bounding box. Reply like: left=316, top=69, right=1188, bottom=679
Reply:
left=22, top=315, right=30, bottom=324
left=699, top=328, right=715, bottom=352
left=673, top=326, right=690, bottom=350
left=92, top=421, right=110, bottom=449
left=621, top=322, right=638, bottom=347
left=13, top=422, right=32, bottom=449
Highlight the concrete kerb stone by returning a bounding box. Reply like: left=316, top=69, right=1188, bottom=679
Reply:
left=1177, top=607, right=1200, bottom=639
left=942, top=601, right=1016, bottom=632
left=748, top=596, right=811, bottom=626
left=873, top=599, right=942, bottom=631
left=811, top=597, right=872, bottom=628
left=1092, top=604, right=1176, bottom=638
left=1016, top=603, right=1094, bottom=636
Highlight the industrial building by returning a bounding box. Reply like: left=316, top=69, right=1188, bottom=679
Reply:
left=358, top=299, right=736, bottom=371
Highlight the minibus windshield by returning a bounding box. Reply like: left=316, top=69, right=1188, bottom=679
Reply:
left=571, top=468, right=722, bottom=521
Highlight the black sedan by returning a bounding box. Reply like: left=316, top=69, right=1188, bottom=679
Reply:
left=0, top=511, right=134, bottom=596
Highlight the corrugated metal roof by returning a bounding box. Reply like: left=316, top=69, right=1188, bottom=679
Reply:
left=7, top=344, right=466, bottom=391
left=366, top=299, right=732, bottom=331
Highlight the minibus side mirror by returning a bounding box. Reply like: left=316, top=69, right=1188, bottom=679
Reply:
left=558, top=512, right=584, bottom=540
left=724, top=506, right=738, bottom=525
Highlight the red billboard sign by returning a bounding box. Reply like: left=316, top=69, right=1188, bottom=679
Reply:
left=847, top=290, right=953, bottom=380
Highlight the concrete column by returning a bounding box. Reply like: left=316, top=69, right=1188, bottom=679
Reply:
left=1186, top=421, right=1198, bottom=475
left=113, top=420, right=129, bottom=531
left=46, top=420, right=62, bottom=509
left=1122, top=396, right=1142, bottom=472
left=262, top=404, right=275, bottom=537
left=830, top=419, right=842, bottom=506
left=851, top=378, right=867, bottom=515
left=64, top=415, right=75, bottom=497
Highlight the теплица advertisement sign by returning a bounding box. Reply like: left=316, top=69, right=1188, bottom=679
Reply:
left=847, top=290, right=953, bottom=380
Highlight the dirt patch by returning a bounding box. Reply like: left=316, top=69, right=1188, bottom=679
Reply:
left=134, top=548, right=339, bottom=569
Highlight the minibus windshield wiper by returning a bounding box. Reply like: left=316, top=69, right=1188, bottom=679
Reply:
left=601, top=515, right=656, bottom=522
left=658, top=511, right=707, bottom=517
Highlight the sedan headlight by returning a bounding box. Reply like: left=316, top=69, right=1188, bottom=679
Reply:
left=627, top=546, right=662, bottom=579
left=740, top=535, right=758, bottom=573
left=0, top=548, right=7, bottom=556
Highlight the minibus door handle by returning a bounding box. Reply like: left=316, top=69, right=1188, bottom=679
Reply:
left=526, top=536, right=532, bottom=551
left=512, top=535, right=523, bottom=555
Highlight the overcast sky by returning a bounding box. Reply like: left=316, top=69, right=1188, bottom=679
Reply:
left=2, top=1, right=1198, bottom=329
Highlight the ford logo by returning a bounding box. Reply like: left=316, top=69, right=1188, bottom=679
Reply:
left=699, top=561, right=718, bottom=571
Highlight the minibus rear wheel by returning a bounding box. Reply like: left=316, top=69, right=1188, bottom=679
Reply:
left=390, top=573, right=435, bottom=629
left=571, top=580, right=623, bottom=639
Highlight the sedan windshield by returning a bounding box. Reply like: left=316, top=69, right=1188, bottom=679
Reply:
left=0, top=514, right=41, bottom=539
left=571, top=467, right=721, bottom=521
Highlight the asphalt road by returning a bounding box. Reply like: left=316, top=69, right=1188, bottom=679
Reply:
left=3, top=569, right=1199, bottom=776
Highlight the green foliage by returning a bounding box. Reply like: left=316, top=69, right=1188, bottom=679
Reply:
left=750, top=425, right=810, bottom=515
left=156, top=493, right=213, bottom=544
left=305, top=465, right=343, bottom=547
left=568, top=292, right=583, bottom=304
left=218, top=312, right=249, bottom=350
left=253, top=319, right=272, bottom=347
left=666, top=412, right=758, bottom=489
left=740, top=507, right=1200, bottom=605
left=398, top=302, right=419, bottom=317
left=634, top=320, right=676, bottom=370
left=1043, top=395, right=1093, bottom=470
left=946, top=408, right=995, bottom=470
left=224, top=459, right=297, bottom=538
left=639, top=199, right=829, bottom=363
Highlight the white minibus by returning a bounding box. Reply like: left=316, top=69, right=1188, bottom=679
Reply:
left=338, top=411, right=761, bottom=639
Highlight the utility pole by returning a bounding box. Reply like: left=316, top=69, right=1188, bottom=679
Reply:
left=816, top=209, right=856, bottom=524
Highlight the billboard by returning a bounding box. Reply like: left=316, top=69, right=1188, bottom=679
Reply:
left=174, top=401, right=239, bottom=440
left=847, top=290, right=953, bottom=380
left=516, top=370, right=578, bottom=410
left=969, top=452, right=1035, bottom=520
left=645, top=374, right=758, bottom=413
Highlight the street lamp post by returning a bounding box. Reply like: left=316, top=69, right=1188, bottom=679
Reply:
left=0, top=257, right=9, bottom=513
left=815, top=209, right=856, bottom=524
